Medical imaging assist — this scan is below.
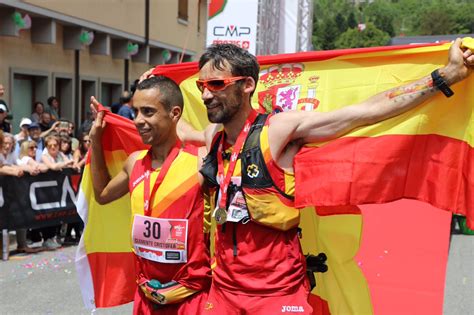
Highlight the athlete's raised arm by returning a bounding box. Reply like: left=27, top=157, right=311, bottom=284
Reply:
left=268, top=38, right=473, bottom=159
left=89, top=97, right=136, bottom=205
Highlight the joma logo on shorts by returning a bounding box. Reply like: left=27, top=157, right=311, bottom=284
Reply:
left=281, top=305, right=305, bottom=313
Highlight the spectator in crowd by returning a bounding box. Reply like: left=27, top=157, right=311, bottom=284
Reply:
left=30, top=101, right=44, bottom=123
left=117, top=90, right=134, bottom=120
left=17, top=140, right=48, bottom=173
left=41, top=135, right=74, bottom=171
left=65, top=120, right=79, bottom=151
left=38, top=134, right=73, bottom=250
left=78, top=110, right=96, bottom=135
left=59, top=135, right=80, bottom=172
left=65, top=134, right=88, bottom=245
left=0, top=102, right=11, bottom=133
left=0, top=84, right=9, bottom=114
left=0, top=132, right=22, bottom=176
left=73, top=132, right=90, bottom=170
left=14, top=117, right=32, bottom=144
left=110, top=101, right=121, bottom=114
left=24, top=122, right=45, bottom=161
left=39, top=112, right=53, bottom=132
left=0, top=132, right=42, bottom=254
left=46, top=96, right=60, bottom=121
left=59, top=135, right=73, bottom=160
left=1, top=133, right=18, bottom=165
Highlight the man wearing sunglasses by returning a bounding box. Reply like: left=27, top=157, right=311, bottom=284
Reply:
left=190, top=41, right=474, bottom=314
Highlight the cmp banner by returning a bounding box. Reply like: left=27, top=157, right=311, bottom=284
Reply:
left=207, top=0, right=259, bottom=54
left=0, top=169, right=82, bottom=230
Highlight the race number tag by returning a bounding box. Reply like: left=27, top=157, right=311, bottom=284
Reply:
left=132, top=214, right=188, bottom=264
left=226, top=191, right=249, bottom=223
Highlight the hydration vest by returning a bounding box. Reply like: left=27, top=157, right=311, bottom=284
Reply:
left=200, top=114, right=300, bottom=231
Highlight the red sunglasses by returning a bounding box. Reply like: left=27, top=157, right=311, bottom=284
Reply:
left=196, top=76, right=246, bottom=93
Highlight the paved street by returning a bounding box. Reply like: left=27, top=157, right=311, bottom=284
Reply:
left=0, top=234, right=472, bottom=314
left=0, top=242, right=132, bottom=315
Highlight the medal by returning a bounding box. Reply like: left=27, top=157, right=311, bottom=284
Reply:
left=214, top=207, right=228, bottom=225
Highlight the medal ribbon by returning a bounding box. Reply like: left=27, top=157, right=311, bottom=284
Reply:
left=143, top=140, right=182, bottom=216
left=216, top=110, right=258, bottom=211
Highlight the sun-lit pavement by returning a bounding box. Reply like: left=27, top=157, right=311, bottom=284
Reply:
left=0, top=233, right=472, bottom=314
left=0, top=241, right=132, bottom=315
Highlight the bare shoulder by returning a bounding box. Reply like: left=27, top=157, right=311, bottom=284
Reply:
left=267, top=111, right=307, bottom=157
left=204, top=123, right=223, bottom=150
left=123, top=150, right=145, bottom=174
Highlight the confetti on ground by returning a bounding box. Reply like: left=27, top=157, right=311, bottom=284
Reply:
left=9, top=256, right=30, bottom=261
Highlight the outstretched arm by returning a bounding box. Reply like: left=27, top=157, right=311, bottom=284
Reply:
left=269, top=38, right=473, bottom=159
left=177, top=119, right=221, bottom=149
left=89, top=97, right=132, bottom=205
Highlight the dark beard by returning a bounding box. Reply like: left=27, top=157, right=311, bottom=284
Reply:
left=206, top=94, right=242, bottom=124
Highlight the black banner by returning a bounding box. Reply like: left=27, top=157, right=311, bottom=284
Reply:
left=0, top=169, right=82, bottom=230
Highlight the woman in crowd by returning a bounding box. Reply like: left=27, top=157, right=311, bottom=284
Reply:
left=60, top=135, right=81, bottom=172
left=41, top=135, right=74, bottom=170
left=60, top=135, right=73, bottom=160
left=0, top=132, right=41, bottom=254
left=30, top=101, right=44, bottom=123
left=1, top=133, right=17, bottom=165
left=17, top=140, right=48, bottom=173
left=73, top=133, right=90, bottom=170
left=39, top=135, right=73, bottom=250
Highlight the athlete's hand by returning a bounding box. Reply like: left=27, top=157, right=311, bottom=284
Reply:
left=89, top=96, right=106, bottom=148
left=139, top=68, right=155, bottom=83
left=443, top=38, right=473, bottom=85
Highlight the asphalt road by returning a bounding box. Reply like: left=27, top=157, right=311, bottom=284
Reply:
left=0, top=234, right=472, bottom=314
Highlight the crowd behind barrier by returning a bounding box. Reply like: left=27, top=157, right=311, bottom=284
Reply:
left=0, top=88, right=137, bottom=259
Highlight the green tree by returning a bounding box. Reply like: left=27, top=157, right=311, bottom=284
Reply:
left=417, top=7, right=456, bottom=35
left=364, top=0, right=397, bottom=37
left=314, top=17, right=340, bottom=50
left=347, top=11, right=357, bottom=29
left=335, top=13, right=347, bottom=33
left=335, top=22, right=390, bottom=49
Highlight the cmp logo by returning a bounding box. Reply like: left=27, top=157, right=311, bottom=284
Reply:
left=213, top=25, right=251, bottom=37
left=246, top=164, right=260, bottom=178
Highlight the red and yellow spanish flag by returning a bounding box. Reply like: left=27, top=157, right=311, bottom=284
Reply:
left=76, top=107, right=148, bottom=309
left=152, top=43, right=472, bottom=314
left=76, top=43, right=472, bottom=313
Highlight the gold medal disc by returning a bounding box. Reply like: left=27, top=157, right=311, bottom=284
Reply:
left=214, top=207, right=227, bottom=225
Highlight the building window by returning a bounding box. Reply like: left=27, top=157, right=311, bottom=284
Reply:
left=178, top=0, right=188, bottom=21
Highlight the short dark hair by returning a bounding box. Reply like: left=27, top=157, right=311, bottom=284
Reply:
left=119, top=91, right=132, bottom=104
left=198, top=44, right=260, bottom=89
left=47, top=96, right=58, bottom=106
left=136, top=76, right=184, bottom=111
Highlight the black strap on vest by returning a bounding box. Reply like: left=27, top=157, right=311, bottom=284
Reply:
left=305, top=253, right=328, bottom=290
left=200, top=113, right=294, bottom=201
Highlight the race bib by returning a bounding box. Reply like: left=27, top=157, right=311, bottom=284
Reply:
left=132, top=215, right=188, bottom=264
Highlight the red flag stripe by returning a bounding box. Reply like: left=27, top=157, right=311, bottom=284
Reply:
left=295, top=134, right=473, bottom=227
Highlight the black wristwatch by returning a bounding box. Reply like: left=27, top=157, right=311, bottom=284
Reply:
left=431, top=69, right=454, bottom=98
